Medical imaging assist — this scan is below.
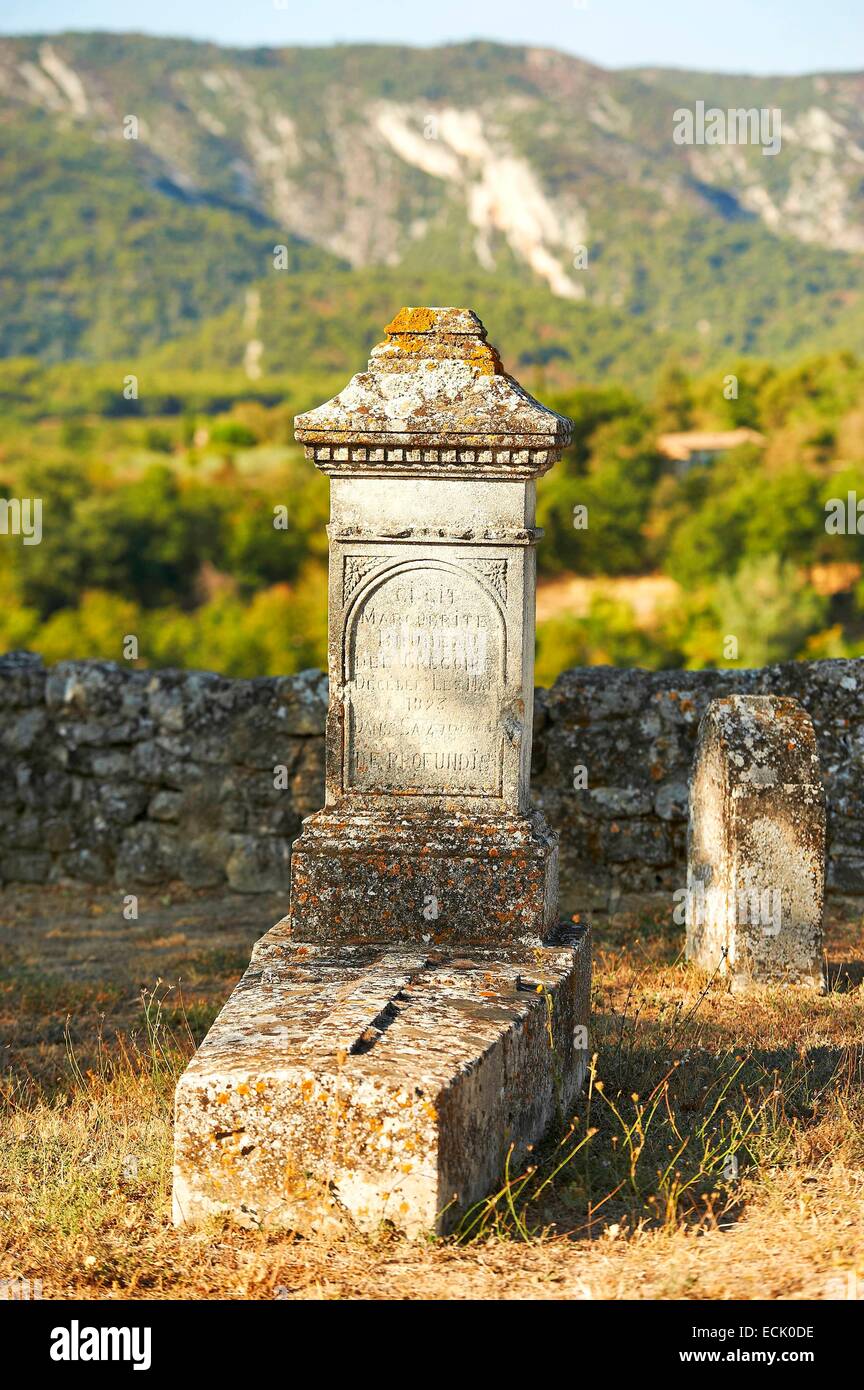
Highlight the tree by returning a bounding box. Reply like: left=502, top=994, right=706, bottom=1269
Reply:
left=653, top=359, right=694, bottom=432
left=714, top=556, right=827, bottom=667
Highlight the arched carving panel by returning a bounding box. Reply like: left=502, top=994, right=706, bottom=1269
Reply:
left=344, top=559, right=506, bottom=796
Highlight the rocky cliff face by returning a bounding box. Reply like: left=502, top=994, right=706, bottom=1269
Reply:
left=1, top=35, right=863, bottom=367
left=4, top=36, right=863, bottom=267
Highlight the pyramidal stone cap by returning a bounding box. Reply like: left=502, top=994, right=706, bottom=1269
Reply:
left=294, top=306, right=572, bottom=478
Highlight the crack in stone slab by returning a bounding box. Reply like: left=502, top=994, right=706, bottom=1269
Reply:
left=298, top=950, right=430, bottom=1057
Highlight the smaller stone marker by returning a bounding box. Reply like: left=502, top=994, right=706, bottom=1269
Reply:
left=686, top=694, right=825, bottom=991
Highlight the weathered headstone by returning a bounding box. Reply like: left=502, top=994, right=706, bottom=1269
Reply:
left=173, top=308, right=591, bottom=1235
left=288, top=304, right=562, bottom=943
left=685, top=693, right=825, bottom=991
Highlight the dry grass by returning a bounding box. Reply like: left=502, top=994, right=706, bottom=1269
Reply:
left=0, top=885, right=862, bottom=1300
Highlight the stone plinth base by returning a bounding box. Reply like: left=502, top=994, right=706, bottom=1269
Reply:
left=173, top=920, right=590, bottom=1237
left=286, top=808, right=559, bottom=947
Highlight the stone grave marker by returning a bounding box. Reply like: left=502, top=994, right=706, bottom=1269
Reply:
left=685, top=693, right=825, bottom=991
left=173, top=308, right=591, bottom=1235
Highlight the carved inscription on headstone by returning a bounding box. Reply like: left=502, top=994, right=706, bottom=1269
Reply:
left=345, top=561, right=506, bottom=795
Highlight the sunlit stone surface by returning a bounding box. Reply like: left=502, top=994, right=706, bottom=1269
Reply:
left=173, top=921, right=590, bottom=1236
left=174, top=309, right=591, bottom=1234
left=686, top=694, right=826, bottom=991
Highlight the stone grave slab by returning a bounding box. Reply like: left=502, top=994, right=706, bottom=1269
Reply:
left=173, top=919, right=590, bottom=1236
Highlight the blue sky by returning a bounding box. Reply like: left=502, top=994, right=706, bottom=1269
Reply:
left=1, top=0, right=861, bottom=75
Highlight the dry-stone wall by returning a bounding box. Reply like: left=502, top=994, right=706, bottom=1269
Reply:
left=2, top=651, right=863, bottom=910
left=0, top=652, right=326, bottom=893
left=532, top=660, right=864, bottom=915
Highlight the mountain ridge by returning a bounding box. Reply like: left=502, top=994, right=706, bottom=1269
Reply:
left=2, top=33, right=863, bottom=381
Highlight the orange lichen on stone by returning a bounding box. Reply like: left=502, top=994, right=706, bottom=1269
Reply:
left=385, top=333, right=428, bottom=355
left=385, top=306, right=437, bottom=335
left=466, top=341, right=501, bottom=376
